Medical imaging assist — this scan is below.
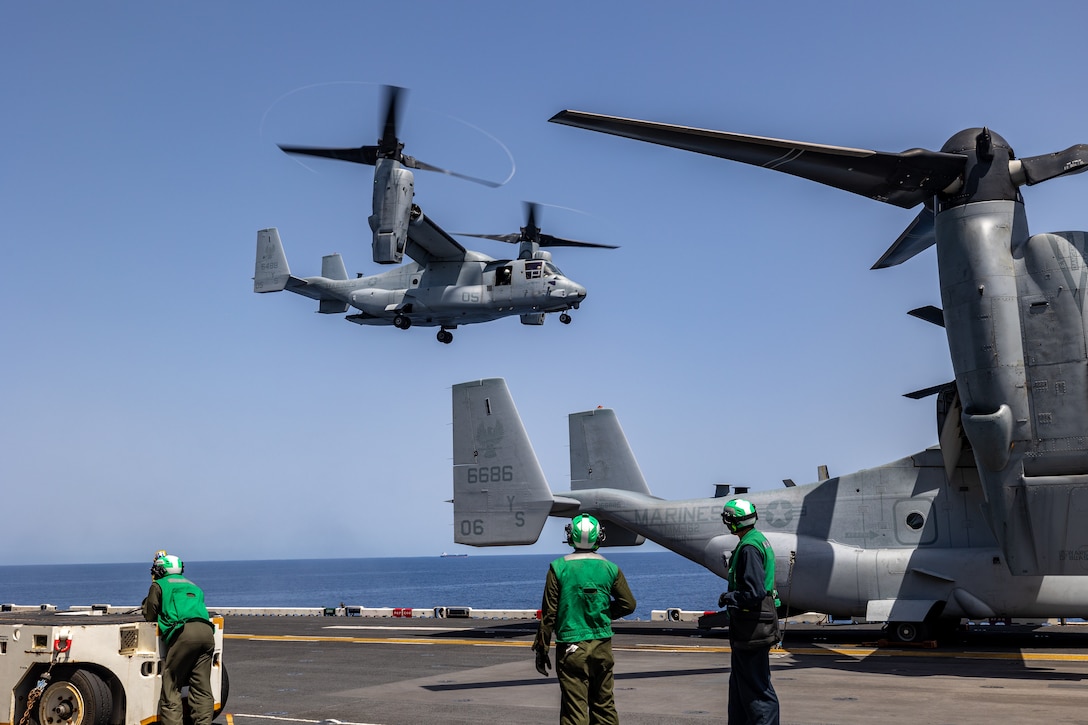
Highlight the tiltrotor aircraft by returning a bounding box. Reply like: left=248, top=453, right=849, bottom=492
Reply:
left=253, top=201, right=611, bottom=343
left=255, top=87, right=613, bottom=343
left=449, top=114, right=1088, bottom=641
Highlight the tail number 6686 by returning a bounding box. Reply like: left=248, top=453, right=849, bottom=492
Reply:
left=466, top=465, right=514, bottom=483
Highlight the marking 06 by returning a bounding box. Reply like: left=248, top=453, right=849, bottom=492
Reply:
left=460, top=519, right=485, bottom=536
left=458, top=511, right=526, bottom=536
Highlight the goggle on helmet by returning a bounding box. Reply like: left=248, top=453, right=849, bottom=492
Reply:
left=721, top=499, right=758, bottom=534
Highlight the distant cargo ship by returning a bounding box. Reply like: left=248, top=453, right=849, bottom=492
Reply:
left=440, top=552, right=468, bottom=558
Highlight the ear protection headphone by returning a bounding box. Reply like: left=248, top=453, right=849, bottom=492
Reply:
left=564, top=514, right=606, bottom=549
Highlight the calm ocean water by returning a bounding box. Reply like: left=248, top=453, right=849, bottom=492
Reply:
left=0, top=552, right=724, bottom=621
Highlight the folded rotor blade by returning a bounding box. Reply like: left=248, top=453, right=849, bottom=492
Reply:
left=1019, top=144, right=1088, bottom=185
left=872, top=206, right=936, bottom=269
left=549, top=110, right=965, bottom=209
left=278, top=144, right=379, bottom=166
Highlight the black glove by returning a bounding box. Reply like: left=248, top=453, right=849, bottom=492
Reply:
left=718, top=591, right=734, bottom=608
left=534, top=648, right=551, bottom=676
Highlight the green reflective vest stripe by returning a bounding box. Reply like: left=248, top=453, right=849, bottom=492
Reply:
left=156, top=574, right=210, bottom=644
left=726, top=528, right=776, bottom=599
left=551, top=554, right=619, bottom=643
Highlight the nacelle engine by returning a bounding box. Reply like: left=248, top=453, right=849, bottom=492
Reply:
left=369, top=158, right=414, bottom=264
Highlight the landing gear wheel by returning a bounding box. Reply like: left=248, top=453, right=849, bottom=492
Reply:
left=37, top=669, right=112, bottom=725
left=437, top=330, right=453, bottom=344
left=889, top=621, right=928, bottom=644
left=559, top=313, right=572, bottom=324
left=393, top=314, right=412, bottom=330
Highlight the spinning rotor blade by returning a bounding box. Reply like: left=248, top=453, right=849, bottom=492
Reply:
left=456, top=231, right=617, bottom=249
left=377, top=84, right=404, bottom=156
left=549, top=110, right=966, bottom=209
left=457, top=232, right=522, bottom=244
left=407, top=156, right=503, bottom=188
left=454, top=201, right=617, bottom=249
left=1019, top=144, right=1088, bottom=185
left=277, top=144, right=379, bottom=165
left=278, top=85, right=406, bottom=167
left=537, top=234, right=618, bottom=249
left=279, top=84, right=503, bottom=187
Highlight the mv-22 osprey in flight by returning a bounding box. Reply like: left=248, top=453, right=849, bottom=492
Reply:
left=451, top=113, right=1088, bottom=641
left=254, top=86, right=613, bottom=344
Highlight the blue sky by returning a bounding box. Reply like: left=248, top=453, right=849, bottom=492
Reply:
left=3, top=1, right=1086, bottom=564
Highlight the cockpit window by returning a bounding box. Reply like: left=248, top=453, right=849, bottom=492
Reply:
left=522, top=260, right=564, bottom=280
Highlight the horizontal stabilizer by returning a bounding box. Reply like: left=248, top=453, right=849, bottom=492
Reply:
left=254, top=228, right=291, bottom=292
left=451, top=379, right=554, bottom=546
left=597, top=525, right=645, bottom=547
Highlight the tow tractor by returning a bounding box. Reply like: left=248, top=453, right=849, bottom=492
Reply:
left=0, top=608, right=227, bottom=725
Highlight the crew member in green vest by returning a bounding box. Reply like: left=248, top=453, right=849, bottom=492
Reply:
left=718, top=499, right=780, bottom=725
left=532, top=514, right=637, bottom=725
left=142, top=552, right=216, bottom=725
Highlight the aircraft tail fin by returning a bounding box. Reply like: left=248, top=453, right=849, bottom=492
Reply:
left=254, top=228, right=291, bottom=292
left=568, top=408, right=653, bottom=495
left=321, top=253, right=348, bottom=281
left=568, top=407, right=650, bottom=546
left=318, top=252, right=350, bottom=313
left=452, top=378, right=558, bottom=546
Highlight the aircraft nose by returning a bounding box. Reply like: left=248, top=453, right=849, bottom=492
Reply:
left=550, top=279, right=586, bottom=300
left=563, top=278, right=586, bottom=299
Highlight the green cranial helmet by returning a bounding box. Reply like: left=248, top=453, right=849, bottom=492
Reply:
left=721, top=498, right=758, bottom=534
left=151, top=554, right=184, bottom=579
left=566, top=513, right=606, bottom=550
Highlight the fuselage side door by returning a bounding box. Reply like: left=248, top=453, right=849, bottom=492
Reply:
left=491, top=263, right=514, bottom=306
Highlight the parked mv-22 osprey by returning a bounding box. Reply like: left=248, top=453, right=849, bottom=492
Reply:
left=451, top=113, right=1088, bottom=641
left=254, top=87, right=613, bottom=344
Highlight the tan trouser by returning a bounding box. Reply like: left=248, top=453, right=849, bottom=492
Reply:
left=556, top=638, right=617, bottom=725
left=159, top=621, right=215, bottom=725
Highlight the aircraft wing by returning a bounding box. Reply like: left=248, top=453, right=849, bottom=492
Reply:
left=549, top=110, right=964, bottom=209
left=405, top=207, right=468, bottom=264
